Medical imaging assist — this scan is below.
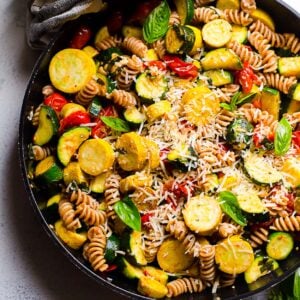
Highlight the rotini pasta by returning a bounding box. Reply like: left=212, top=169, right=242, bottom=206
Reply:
left=240, top=0, right=256, bottom=14
left=104, top=174, right=122, bottom=219
left=108, top=89, right=137, bottom=108
left=192, top=7, right=222, bottom=24
left=270, top=216, right=300, bottom=231
left=167, top=278, right=206, bottom=297
left=194, top=0, right=215, bottom=8
left=95, top=35, right=122, bottom=51
left=75, top=79, right=100, bottom=106
left=248, top=227, right=269, bottom=248
left=30, top=145, right=52, bottom=161
left=42, top=84, right=55, bottom=98
left=122, top=36, right=148, bottom=58
left=58, top=199, right=81, bottom=231
left=284, top=33, right=300, bottom=54
left=222, top=9, right=253, bottom=26
left=199, top=245, right=216, bottom=283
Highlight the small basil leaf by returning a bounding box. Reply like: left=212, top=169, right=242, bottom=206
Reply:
left=218, top=191, right=247, bottom=226
left=100, top=116, right=130, bottom=132
left=114, top=196, right=141, bottom=231
left=275, top=117, right=292, bottom=155
left=142, top=0, right=170, bottom=43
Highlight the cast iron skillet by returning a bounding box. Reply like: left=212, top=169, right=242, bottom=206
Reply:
left=19, top=1, right=300, bottom=299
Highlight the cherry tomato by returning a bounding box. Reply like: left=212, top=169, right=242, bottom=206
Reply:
left=59, top=111, right=91, bottom=132
left=235, top=61, right=260, bottom=93
left=163, top=55, right=198, bottom=79
left=104, top=264, right=117, bottom=272
left=292, top=131, right=300, bottom=148
left=106, top=11, right=123, bottom=34
left=129, top=1, right=160, bottom=24
left=145, top=60, right=167, bottom=71
left=43, top=93, right=68, bottom=113
left=69, top=25, right=92, bottom=49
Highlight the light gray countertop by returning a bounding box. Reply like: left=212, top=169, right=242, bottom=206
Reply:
left=0, top=1, right=299, bottom=299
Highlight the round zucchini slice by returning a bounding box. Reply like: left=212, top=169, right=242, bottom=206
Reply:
left=266, top=232, right=294, bottom=260
left=202, top=19, right=232, bottom=48
left=49, top=48, right=96, bottom=93
left=243, top=151, right=282, bottom=185
left=78, top=138, right=115, bottom=176
left=104, top=234, right=121, bottom=263
left=215, top=235, right=254, bottom=274
left=182, top=194, right=222, bottom=235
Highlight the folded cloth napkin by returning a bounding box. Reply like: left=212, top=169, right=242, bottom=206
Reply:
left=27, top=0, right=106, bottom=49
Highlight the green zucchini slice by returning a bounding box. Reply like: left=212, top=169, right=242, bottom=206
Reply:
left=260, top=87, right=281, bottom=120
left=174, top=0, right=194, bottom=25
left=201, top=48, right=242, bottom=71
left=135, top=73, right=168, bottom=102
left=231, top=25, right=248, bottom=44
left=288, top=83, right=300, bottom=101
left=266, top=232, right=294, bottom=260
left=244, top=255, right=279, bottom=284
left=124, top=107, right=146, bottom=124
left=33, top=105, right=59, bottom=146
left=243, top=151, right=282, bottom=185
left=203, top=69, right=233, bottom=86
left=104, top=234, right=121, bottom=263
left=165, top=24, right=195, bottom=54
left=117, top=257, right=143, bottom=280
left=57, top=126, right=91, bottom=166
left=35, top=155, right=63, bottom=184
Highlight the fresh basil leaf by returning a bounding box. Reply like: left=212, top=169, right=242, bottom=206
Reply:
left=100, top=116, right=130, bottom=132
left=275, top=117, right=292, bottom=155
left=218, top=191, right=247, bottom=226
left=142, top=0, right=170, bottom=43
left=114, top=196, right=141, bottom=231
left=236, top=92, right=257, bottom=106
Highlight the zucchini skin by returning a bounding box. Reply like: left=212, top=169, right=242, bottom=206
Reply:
left=266, top=232, right=294, bottom=260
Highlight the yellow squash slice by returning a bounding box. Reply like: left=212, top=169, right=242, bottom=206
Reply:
left=250, top=8, right=275, bottom=31
left=157, top=238, right=195, bottom=273
left=281, top=156, right=300, bottom=188
left=143, top=137, right=160, bottom=169
left=182, top=86, right=220, bottom=126
left=120, top=173, right=153, bottom=194
left=116, top=132, right=148, bottom=171
left=215, top=235, right=254, bottom=275
left=146, top=100, right=171, bottom=122
left=182, top=194, right=222, bottom=235
left=54, top=220, right=87, bottom=250
left=78, top=139, right=115, bottom=176
left=49, top=48, right=96, bottom=93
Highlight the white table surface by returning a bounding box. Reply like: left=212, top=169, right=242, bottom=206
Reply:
left=0, top=1, right=299, bottom=299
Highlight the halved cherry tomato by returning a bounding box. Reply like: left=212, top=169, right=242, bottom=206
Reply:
left=292, top=131, right=300, bottom=148
left=106, top=11, right=123, bottom=34
left=163, top=55, right=199, bottom=79
left=43, top=93, right=68, bottom=113
left=59, top=111, right=91, bottom=132
left=235, top=61, right=260, bottom=93
left=145, top=60, right=166, bottom=71
left=69, top=25, right=92, bottom=49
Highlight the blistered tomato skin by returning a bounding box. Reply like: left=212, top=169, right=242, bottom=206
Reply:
left=69, top=25, right=92, bottom=49
left=44, top=93, right=68, bottom=113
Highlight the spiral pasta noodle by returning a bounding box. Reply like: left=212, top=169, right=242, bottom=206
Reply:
left=108, top=89, right=137, bottom=108
left=69, top=189, right=99, bottom=210
left=240, top=0, right=256, bottom=14
left=76, top=203, right=107, bottom=226
left=31, top=145, right=52, bottom=161
left=193, top=7, right=222, bottom=24
left=270, top=216, right=300, bottom=231
left=95, top=35, right=122, bottom=51
left=58, top=199, right=81, bottom=231
left=122, top=36, right=148, bottom=58
left=284, top=33, right=300, bottom=54
left=248, top=32, right=278, bottom=73
left=152, top=39, right=167, bottom=59
left=166, top=219, right=202, bottom=257
left=227, top=40, right=263, bottom=69
left=31, top=104, right=42, bottom=127
left=222, top=9, right=253, bottom=26
left=116, top=55, right=144, bottom=90
left=218, top=221, right=241, bottom=238
left=199, top=245, right=217, bottom=283
left=167, top=278, right=206, bottom=297
left=249, top=20, right=285, bottom=48
left=259, top=72, right=297, bottom=94
left=169, top=11, right=181, bottom=25
left=142, top=227, right=165, bottom=263
left=248, top=227, right=269, bottom=248
left=104, top=174, right=122, bottom=219
left=75, top=79, right=100, bottom=106
left=219, top=272, right=236, bottom=287
left=83, top=225, right=108, bottom=272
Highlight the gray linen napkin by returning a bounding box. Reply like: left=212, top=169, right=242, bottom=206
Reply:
left=27, top=0, right=106, bottom=49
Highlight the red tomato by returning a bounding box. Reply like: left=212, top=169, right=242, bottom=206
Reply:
left=43, top=93, right=68, bottom=113
left=145, top=60, right=166, bottom=71
left=141, top=213, right=154, bottom=226
left=163, top=55, right=198, bottom=79
left=59, top=111, right=91, bottom=132
left=104, top=264, right=117, bottom=272
left=235, top=62, right=260, bottom=93
left=292, top=131, right=300, bottom=148
left=106, top=11, right=123, bottom=34
left=69, top=25, right=92, bottom=49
